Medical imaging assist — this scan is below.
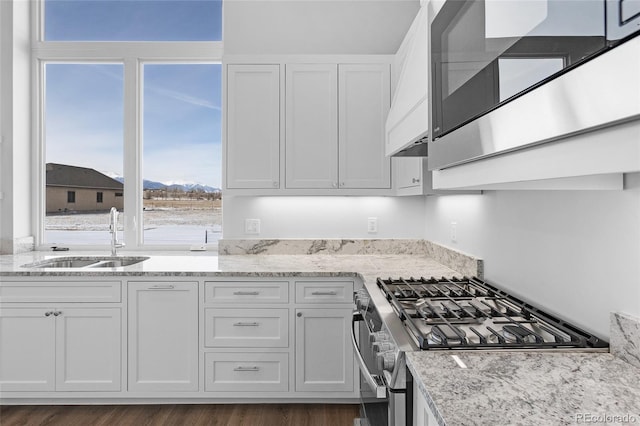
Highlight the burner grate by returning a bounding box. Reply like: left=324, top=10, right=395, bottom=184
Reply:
left=377, top=276, right=608, bottom=350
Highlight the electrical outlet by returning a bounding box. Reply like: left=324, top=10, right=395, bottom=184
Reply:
left=367, top=217, right=378, bottom=234
left=450, top=222, right=457, bottom=243
left=245, top=219, right=261, bottom=235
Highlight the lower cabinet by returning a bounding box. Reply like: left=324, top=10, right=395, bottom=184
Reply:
left=204, top=352, right=289, bottom=392
left=1, top=276, right=358, bottom=401
left=0, top=307, right=121, bottom=392
left=295, top=307, right=354, bottom=393
left=127, top=281, right=199, bottom=392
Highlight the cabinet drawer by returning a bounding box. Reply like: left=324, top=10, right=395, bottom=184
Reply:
left=204, top=281, right=289, bottom=304
left=205, top=352, right=288, bottom=392
left=204, top=308, right=288, bottom=348
left=295, top=281, right=354, bottom=304
left=0, top=281, right=121, bottom=303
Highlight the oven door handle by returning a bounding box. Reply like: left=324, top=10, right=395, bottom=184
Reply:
left=351, top=311, right=387, bottom=399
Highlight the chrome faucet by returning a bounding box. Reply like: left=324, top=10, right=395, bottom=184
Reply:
left=109, top=207, right=125, bottom=256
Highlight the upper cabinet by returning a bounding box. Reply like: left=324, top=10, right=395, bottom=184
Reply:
left=385, top=7, right=428, bottom=157
left=224, top=58, right=393, bottom=195
left=226, top=65, right=281, bottom=189
left=285, top=64, right=339, bottom=189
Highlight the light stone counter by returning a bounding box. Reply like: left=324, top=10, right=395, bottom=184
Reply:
left=0, top=251, right=464, bottom=285
left=407, top=344, right=640, bottom=426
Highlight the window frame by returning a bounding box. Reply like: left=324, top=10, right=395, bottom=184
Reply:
left=32, top=0, right=224, bottom=251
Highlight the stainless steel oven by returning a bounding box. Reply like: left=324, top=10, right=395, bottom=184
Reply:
left=429, top=0, right=640, bottom=170
left=351, top=287, right=417, bottom=426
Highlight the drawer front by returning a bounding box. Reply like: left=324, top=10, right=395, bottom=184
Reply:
left=205, top=352, right=288, bottom=392
left=295, top=281, right=354, bottom=304
left=204, top=308, right=288, bottom=348
left=0, top=281, right=121, bottom=303
left=204, top=281, right=289, bottom=304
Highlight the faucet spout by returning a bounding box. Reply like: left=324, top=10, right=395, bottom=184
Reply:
left=109, top=207, right=125, bottom=256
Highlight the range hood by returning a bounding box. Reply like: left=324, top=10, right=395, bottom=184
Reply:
left=391, top=136, right=428, bottom=157
left=385, top=7, right=429, bottom=158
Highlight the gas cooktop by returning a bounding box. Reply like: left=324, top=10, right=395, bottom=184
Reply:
left=376, top=276, right=608, bottom=351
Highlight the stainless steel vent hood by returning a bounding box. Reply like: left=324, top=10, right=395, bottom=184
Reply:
left=391, top=136, right=428, bottom=157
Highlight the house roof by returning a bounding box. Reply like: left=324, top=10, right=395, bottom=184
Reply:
left=46, top=163, right=123, bottom=190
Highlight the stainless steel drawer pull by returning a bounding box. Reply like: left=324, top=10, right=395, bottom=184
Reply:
left=233, top=291, right=260, bottom=296
left=149, top=285, right=175, bottom=290
left=234, top=366, right=260, bottom=372
left=311, top=291, right=338, bottom=296
left=233, top=322, right=260, bottom=327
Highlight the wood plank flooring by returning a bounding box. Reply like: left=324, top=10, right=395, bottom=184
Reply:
left=0, top=404, right=360, bottom=426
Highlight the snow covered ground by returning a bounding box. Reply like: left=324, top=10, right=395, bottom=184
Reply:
left=45, top=208, right=222, bottom=246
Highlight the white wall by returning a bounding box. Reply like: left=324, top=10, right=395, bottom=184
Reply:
left=223, top=195, right=426, bottom=239
left=0, top=0, right=33, bottom=254
left=424, top=174, right=640, bottom=338
left=223, top=0, right=420, bottom=55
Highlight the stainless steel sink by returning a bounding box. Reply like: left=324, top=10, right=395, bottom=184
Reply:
left=22, top=256, right=149, bottom=269
left=90, top=257, right=149, bottom=268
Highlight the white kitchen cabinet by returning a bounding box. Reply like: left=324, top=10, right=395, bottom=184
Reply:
left=128, top=281, right=198, bottom=392
left=295, top=307, right=354, bottom=393
left=338, top=64, right=391, bottom=189
left=285, top=62, right=391, bottom=190
left=285, top=63, right=339, bottom=189
left=226, top=64, right=281, bottom=189
left=0, top=307, right=121, bottom=392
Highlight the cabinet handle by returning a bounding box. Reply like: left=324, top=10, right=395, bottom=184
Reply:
left=297, top=312, right=303, bottom=317
left=311, top=291, right=338, bottom=296
left=412, top=178, right=420, bottom=183
left=332, top=182, right=338, bottom=188
left=45, top=311, right=52, bottom=317
left=273, top=181, right=278, bottom=188
left=234, top=366, right=260, bottom=372
left=233, top=322, right=260, bottom=327
left=149, top=285, right=175, bottom=290
left=233, top=291, right=260, bottom=296
left=53, top=311, right=62, bottom=316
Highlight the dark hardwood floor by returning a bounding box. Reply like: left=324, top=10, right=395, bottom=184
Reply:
left=0, top=404, right=360, bottom=426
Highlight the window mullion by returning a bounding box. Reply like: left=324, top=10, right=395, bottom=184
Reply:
left=123, top=57, right=143, bottom=250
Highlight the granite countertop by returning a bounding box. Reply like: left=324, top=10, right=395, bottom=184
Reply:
left=406, top=350, right=640, bottom=426
left=0, top=251, right=464, bottom=285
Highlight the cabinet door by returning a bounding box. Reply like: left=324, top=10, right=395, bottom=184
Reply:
left=0, top=309, right=56, bottom=391
left=226, top=64, right=281, bottom=189
left=55, top=308, right=121, bottom=391
left=338, top=64, right=391, bottom=189
left=295, top=308, right=354, bottom=393
left=128, top=282, right=198, bottom=392
left=394, top=157, right=423, bottom=190
left=285, top=64, right=338, bottom=189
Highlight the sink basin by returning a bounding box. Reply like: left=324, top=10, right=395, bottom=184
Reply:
left=90, top=257, right=149, bottom=268
left=22, top=256, right=149, bottom=269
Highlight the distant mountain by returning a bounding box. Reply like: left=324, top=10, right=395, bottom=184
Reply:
left=105, top=173, right=220, bottom=193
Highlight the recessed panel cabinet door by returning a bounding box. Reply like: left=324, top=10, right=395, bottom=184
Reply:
left=226, top=64, right=281, bottom=189
left=55, top=308, right=121, bottom=391
left=295, top=308, right=354, bottom=393
left=339, top=64, right=391, bottom=189
left=128, top=282, right=198, bottom=392
left=0, top=309, right=56, bottom=392
left=285, top=64, right=339, bottom=189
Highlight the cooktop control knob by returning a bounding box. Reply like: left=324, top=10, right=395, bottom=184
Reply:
left=375, top=351, right=396, bottom=372
left=369, top=331, right=389, bottom=344
left=372, top=341, right=394, bottom=353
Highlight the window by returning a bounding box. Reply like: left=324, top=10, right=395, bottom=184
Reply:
left=44, top=0, right=222, bottom=41
left=35, top=0, right=223, bottom=249
left=67, top=191, right=76, bottom=203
